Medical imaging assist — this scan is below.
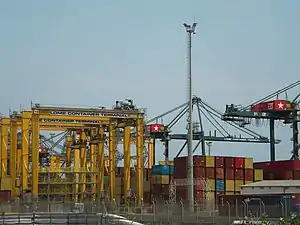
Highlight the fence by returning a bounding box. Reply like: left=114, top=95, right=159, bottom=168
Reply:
left=0, top=197, right=292, bottom=224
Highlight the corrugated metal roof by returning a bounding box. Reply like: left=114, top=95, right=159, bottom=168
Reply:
left=241, top=180, right=300, bottom=187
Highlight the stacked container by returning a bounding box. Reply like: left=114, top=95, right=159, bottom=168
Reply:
left=254, top=160, right=300, bottom=180
left=151, top=165, right=174, bottom=200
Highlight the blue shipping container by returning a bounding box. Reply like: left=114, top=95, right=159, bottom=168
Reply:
left=152, top=165, right=174, bottom=175
left=216, top=180, right=225, bottom=192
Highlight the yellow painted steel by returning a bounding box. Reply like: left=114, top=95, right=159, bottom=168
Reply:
left=123, top=126, right=131, bottom=198
left=80, top=131, right=87, bottom=200
left=109, top=124, right=116, bottom=201
left=147, top=139, right=154, bottom=169
left=1, top=105, right=146, bottom=204
left=10, top=119, right=18, bottom=196
left=1, top=118, right=9, bottom=179
left=97, top=126, right=105, bottom=193
left=31, top=111, right=40, bottom=197
left=136, top=118, right=144, bottom=203
left=21, top=111, right=30, bottom=191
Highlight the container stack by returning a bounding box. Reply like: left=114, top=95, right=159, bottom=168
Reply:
left=254, top=160, right=300, bottom=180
left=151, top=165, right=174, bottom=200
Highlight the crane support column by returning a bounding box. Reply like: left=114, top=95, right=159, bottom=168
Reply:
left=21, top=111, right=30, bottom=191
left=1, top=118, right=9, bottom=179
left=10, top=119, right=18, bottom=197
left=90, top=128, right=97, bottom=199
left=136, top=118, right=144, bottom=204
left=123, top=126, right=131, bottom=198
left=31, top=111, right=40, bottom=198
left=270, top=118, right=276, bottom=161
left=80, top=131, right=87, bottom=200
left=73, top=132, right=80, bottom=202
left=147, top=139, right=154, bottom=169
left=292, top=104, right=299, bottom=159
left=97, top=126, right=105, bottom=197
left=109, top=124, right=116, bottom=202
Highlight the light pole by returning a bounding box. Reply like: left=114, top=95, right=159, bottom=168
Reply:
left=183, top=22, right=197, bottom=213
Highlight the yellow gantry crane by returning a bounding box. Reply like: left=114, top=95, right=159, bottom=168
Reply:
left=0, top=100, right=155, bottom=205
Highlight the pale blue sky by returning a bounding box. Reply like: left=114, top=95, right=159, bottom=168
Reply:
left=0, top=0, right=299, bottom=162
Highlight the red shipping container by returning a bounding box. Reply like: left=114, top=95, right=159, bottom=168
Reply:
left=275, top=170, right=293, bottom=180
left=205, top=167, right=215, bottom=179
left=176, top=187, right=206, bottom=203
left=225, top=168, right=235, bottom=180
left=244, top=169, right=253, bottom=181
left=215, top=156, right=224, bottom=168
left=254, top=160, right=300, bottom=171
left=152, top=184, right=169, bottom=195
left=235, top=169, right=244, bottom=180
left=193, top=156, right=206, bottom=167
left=216, top=168, right=224, bottom=179
left=235, top=157, right=245, bottom=169
left=225, top=157, right=235, bottom=168
left=194, top=167, right=205, bottom=178
left=294, top=170, right=300, bottom=180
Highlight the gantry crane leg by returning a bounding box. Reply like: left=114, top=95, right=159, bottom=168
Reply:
left=31, top=112, right=40, bottom=199
left=136, top=118, right=144, bottom=205
left=1, top=119, right=9, bottom=181
left=97, top=126, right=105, bottom=200
left=109, top=124, right=116, bottom=202
left=123, top=126, right=131, bottom=198
left=10, top=119, right=18, bottom=197
left=21, top=112, right=30, bottom=192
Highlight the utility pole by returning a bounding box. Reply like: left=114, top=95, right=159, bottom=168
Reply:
left=206, top=142, right=212, bottom=156
left=183, top=22, right=197, bottom=213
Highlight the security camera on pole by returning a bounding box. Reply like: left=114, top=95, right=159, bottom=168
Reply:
left=183, top=22, right=197, bottom=213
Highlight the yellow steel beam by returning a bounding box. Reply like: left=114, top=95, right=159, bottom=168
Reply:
left=136, top=118, right=144, bottom=203
left=148, top=138, right=154, bottom=169
left=1, top=118, right=10, bottom=179
left=80, top=131, right=87, bottom=200
left=73, top=134, right=80, bottom=202
left=97, top=126, right=105, bottom=194
left=123, top=126, right=131, bottom=198
left=31, top=111, right=40, bottom=197
left=10, top=119, right=18, bottom=196
left=21, top=111, right=31, bottom=191
left=109, top=124, right=116, bottom=201
left=90, top=128, right=97, bottom=199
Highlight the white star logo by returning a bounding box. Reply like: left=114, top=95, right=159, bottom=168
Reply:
left=154, top=125, right=159, bottom=131
left=278, top=102, right=284, bottom=109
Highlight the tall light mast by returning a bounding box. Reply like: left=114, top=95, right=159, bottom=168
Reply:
left=183, top=22, right=197, bottom=213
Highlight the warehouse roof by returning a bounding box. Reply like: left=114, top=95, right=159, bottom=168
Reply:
left=241, top=180, right=300, bottom=187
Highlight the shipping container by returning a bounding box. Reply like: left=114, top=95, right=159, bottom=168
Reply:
left=176, top=187, right=206, bottom=203
left=194, top=167, right=205, bottom=178
left=224, top=157, right=235, bottom=168
left=215, top=180, right=225, bottom=192
left=205, top=156, right=215, bottom=167
left=208, top=179, right=215, bottom=191
left=193, top=156, right=206, bottom=167
left=205, top=167, right=215, bottom=179
left=225, top=180, right=234, bottom=192
left=216, top=168, right=224, bottom=179
left=234, top=180, right=244, bottom=192
left=151, top=175, right=170, bottom=185
left=244, top=158, right=254, bottom=169
left=244, top=169, right=254, bottom=181
left=206, top=191, right=216, bottom=209
left=235, top=157, right=244, bottom=169
left=215, top=156, right=224, bottom=168
left=235, top=169, right=244, bottom=180
left=152, top=165, right=174, bottom=175
left=225, top=168, right=235, bottom=180
left=254, top=160, right=300, bottom=171
left=152, top=184, right=169, bottom=195
left=294, top=170, right=300, bottom=180
left=244, top=181, right=252, bottom=184
left=254, top=169, right=263, bottom=181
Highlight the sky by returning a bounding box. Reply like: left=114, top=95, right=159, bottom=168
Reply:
left=0, top=0, right=299, bottom=163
